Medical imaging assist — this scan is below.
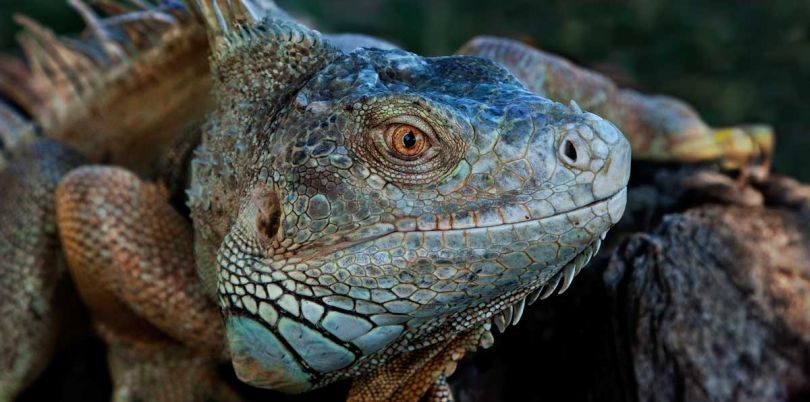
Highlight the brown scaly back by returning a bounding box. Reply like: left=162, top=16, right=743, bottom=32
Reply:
left=0, top=1, right=211, bottom=174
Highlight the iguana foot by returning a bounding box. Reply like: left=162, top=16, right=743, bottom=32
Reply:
left=55, top=166, right=235, bottom=401
left=711, top=124, right=774, bottom=182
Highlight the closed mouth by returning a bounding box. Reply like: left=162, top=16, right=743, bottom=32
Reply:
left=300, top=187, right=627, bottom=259
left=394, top=187, right=628, bottom=233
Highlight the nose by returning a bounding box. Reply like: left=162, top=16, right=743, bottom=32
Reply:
left=558, top=130, right=591, bottom=170
left=558, top=113, right=631, bottom=199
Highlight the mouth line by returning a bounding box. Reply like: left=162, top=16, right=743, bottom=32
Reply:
left=298, top=187, right=627, bottom=260
left=478, top=236, right=604, bottom=335
left=399, top=187, right=629, bottom=234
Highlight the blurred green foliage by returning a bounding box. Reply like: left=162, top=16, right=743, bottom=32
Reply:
left=1, top=0, right=808, bottom=179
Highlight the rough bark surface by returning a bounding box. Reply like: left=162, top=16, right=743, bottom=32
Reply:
left=605, top=204, right=810, bottom=402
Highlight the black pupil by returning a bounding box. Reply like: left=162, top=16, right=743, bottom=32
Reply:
left=402, top=131, right=417, bottom=148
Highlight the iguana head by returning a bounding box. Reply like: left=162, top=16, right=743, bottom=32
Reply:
left=188, top=4, right=629, bottom=394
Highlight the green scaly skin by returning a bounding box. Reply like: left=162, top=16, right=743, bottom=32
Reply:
left=0, top=1, right=631, bottom=400
left=188, top=0, right=629, bottom=395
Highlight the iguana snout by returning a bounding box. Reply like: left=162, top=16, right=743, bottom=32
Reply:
left=557, top=110, right=632, bottom=199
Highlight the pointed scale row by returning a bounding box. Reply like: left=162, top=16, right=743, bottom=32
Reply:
left=481, top=237, right=602, bottom=344
left=0, top=1, right=195, bottom=136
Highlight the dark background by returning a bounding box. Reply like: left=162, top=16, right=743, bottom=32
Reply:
left=1, top=0, right=808, bottom=180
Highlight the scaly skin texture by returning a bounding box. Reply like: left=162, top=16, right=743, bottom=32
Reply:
left=56, top=166, right=225, bottom=356
left=188, top=0, right=629, bottom=395
left=56, top=165, right=237, bottom=401
left=346, top=327, right=483, bottom=401
left=0, top=1, right=636, bottom=400
left=0, top=140, right=83, bottom=400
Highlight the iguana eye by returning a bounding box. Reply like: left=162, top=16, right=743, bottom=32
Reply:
left=347, top=107, right=464, bottom=186
left=387, top=124, right=430, bottom=159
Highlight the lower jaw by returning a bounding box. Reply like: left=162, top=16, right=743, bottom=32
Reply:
left=467, top=236, right=604, bottom=338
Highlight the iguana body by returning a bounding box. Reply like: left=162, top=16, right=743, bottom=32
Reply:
left=13, top=1, right=785, bottom=400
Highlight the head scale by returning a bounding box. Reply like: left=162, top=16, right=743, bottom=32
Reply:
left=188, top=0, right=630, bottom=393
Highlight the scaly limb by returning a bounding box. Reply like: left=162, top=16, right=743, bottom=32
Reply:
left=0, top=140, right=84, bottom=402
left=347, top=327, right=484, bottom=402
left=106, top=340, right=240, bottom=402
left=56, top=166, right=237, bottom=401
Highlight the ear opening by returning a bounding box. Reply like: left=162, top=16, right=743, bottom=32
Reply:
left=255, top=189, right=281, bottom=245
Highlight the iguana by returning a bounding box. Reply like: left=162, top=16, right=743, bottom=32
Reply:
left=1, top=0, right=768, bottom=400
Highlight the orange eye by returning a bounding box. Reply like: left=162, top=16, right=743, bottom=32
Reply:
left=388, top=124, right=429, bottom=158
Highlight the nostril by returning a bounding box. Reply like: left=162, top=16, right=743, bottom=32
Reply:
left=562, top=140, right=578, bottom=163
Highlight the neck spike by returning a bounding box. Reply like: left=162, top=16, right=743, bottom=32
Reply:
left=189, top=0, right=339, bottom=104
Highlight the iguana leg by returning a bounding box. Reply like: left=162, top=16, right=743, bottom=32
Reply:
left=0, top=140, right=83, bottom=402
left=347, top=327, right=484, bottom=402
left=55, top=166, right=236, bottom=401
